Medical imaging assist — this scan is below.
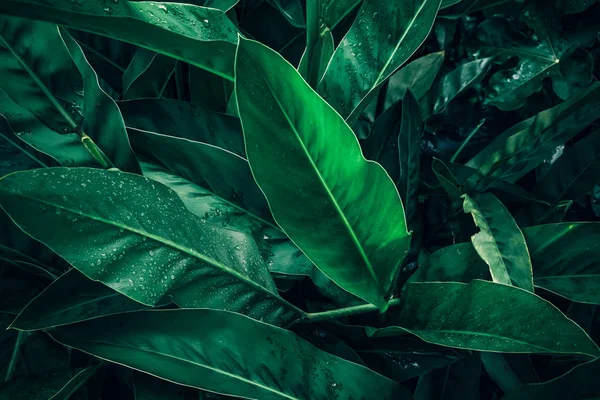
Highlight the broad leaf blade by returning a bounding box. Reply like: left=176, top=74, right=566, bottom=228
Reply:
left=0, top=0, right=239, bottom=80
left=0, top=168, right=301, bottom=326
left=462, top=193, right=534, bottom=291
left=370, top=280, right=600, bottom=357
left=319, top=0, right=442, bottom=120
left=236, top=38, right=411, bottom=310
left=49, top=309, right=409, bottom=400
left=10, top=269, right=149, bottom=331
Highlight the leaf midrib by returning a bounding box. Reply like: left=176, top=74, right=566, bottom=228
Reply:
left=249, top=53, right=383, bottom=292
left=1, top=186, right=301, bottom=315
left=51, top=333, right=298, bottom=400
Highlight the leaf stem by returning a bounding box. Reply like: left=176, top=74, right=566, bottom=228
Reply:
left=81, top=132, right=115, bottom=169
left=304, top=298, right=402, bottom=323
left=451, top=118, right=485, bottom=163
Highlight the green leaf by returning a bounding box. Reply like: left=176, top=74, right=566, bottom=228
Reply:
left=0, top=90, right=96, bottom=168
left=414, top=223, right=600, bottom=304
left=10, top=269, right=149, bottom=331
left=0, top=168, right=302, bottom=326
left=236, top=38, right=411, bottom=310
left=122, top=49, right=177, bottom=100
left=318, top=0, right=442, bottom=120
left=298, top=30, right=334, bottom=89
left=0, top=371, right=80, bottom=400
left=49, top=364, right=103, bottom=400
left=49, top=309, right=409, bottom=399
left=119, top=98, right=245, bottom=157
left=535, top=129, right=600, bottom=208
left=420, top=58, right=493, bottom=117
left=462, top=193, right=534, bottom=291
left=0, top=16, right=140, bottom=172
left=466, top=83, right=600, bottom=191
left=503, top=358, right=600, bottom=400
left=369, top=280, right=600, bottom=357
left=475, top=16, right=594, bottom=110
left=556, top=0, right=599, bottom=13
left=0, top=0, right=239, bottom=81
left=439, top=0, right=510, bottom=18
left=303, top=0, right=363, bottom=89
left=383, top=51, right=445, bottom=110
left=363, top=90, right=422, bottom=231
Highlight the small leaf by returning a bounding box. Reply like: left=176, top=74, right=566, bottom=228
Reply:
left=369, top=280, right=600, bottom=357
left=462, top=193, right=534, bottom=291
left=298, top=30, right=334, bottom=88
left=49, top=309, right=410, bottom=399
left=414, top=354, right=481, bottom=400
left=236, top=38, right=411, bottom=310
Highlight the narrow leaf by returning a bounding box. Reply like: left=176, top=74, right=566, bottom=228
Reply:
left=236, top=38, right=411, bottom=310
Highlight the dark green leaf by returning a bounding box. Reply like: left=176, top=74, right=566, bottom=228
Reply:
left=384, top=51, right=444, bottom=110
left=466, top=83, right=600, bottom=191
left=122, top=49, right=177, bottom=100
left=10, top=269, right=149, bottom=331
left=369, top=280, right=600, bottom=356
left=0, top=168, right=301, bottom=326
left=0, top=0, right=239, bottom=81
left=49, top=309, right=409, bottom=399
left=319, top=0, right=442, bottom=120
left=414, top=355, right=481, bottom=400
left=298, top=30, right=334, bottom=89
left=535, top=129, right=600, bottom=208
left=236, top=38, right=411, bottom=310
left=189, top=67, right=233, bottom=113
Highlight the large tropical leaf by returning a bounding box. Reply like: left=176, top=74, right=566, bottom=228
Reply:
left=369, top=280, right=600, bottom=357
left=236, top=38, right=411, bottom=311
left=49, top=309, right=410, bottom=400
left=0, top=168, right=302, bottom=326
left=462, top=193, right=534, bottom=291
left=0, top=16, right=139, bottom=172
left=318, top=0, right=442, bottom=121
left=0, top=0, right=239, bottom=80
left=414, top=223, right=600, bottom=304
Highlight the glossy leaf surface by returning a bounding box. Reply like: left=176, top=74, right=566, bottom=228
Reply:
left=370, top=280, right=600, bottom=356
left=236, top=38, right=410, bottom=310
left=0, top=0, right=239, bottom=80
left=319, top=0, right=442, bottom=120
left=0, top=168, right=301, bottom=326
left=49, top=309, right=409, bottom=399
